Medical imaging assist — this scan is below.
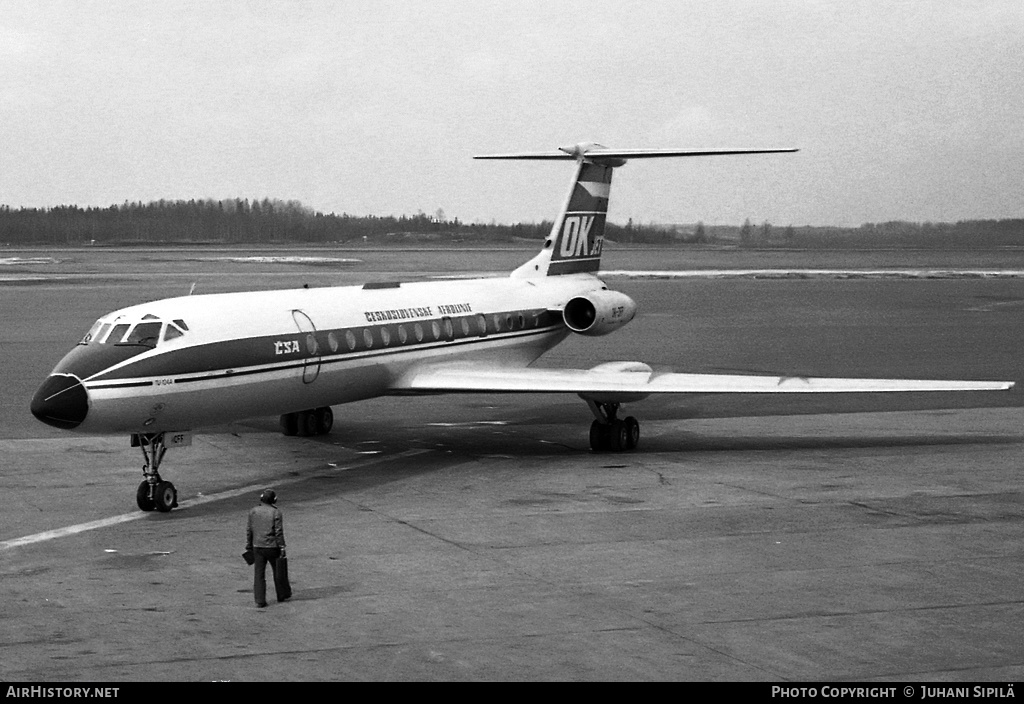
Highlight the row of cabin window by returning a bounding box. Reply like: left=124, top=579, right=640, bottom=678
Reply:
left=309, top=310, right=552, bottom=355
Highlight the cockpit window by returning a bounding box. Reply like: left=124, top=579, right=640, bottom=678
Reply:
left=107, top=323, right=131, bottom=344
left=122, top=322, right=162, bottom=347
left=79, top=316, right=187, bottom=347
left=79, top=320, right=105, bottom=345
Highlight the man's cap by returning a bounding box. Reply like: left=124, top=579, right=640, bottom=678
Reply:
left=260, top=489, right=277, bottom=504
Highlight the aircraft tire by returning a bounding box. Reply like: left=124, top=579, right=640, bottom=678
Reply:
left=136, top=481, right=155, bottom=512
left=589, top=420, right=607, bottom=452
left=611, top=420, right=628, bottom=452
left=624, top=416, right=640, bottom=450
left=280, top=413, right=298, bottom=436
left=153, top=481, right=177, bottom=513
left=298, top=410, right=318, bottom=437
left=315, top=407, right=334, bottom=435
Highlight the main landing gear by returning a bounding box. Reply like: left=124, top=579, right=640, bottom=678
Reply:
left=587, top=401, right=640, bottom=452
left=134, top=432, right=178, bottom=513
left=279, top=407, right=334, bottom=437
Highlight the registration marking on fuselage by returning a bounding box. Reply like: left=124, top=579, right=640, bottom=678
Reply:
left=0, top=449, right=429, bottom=551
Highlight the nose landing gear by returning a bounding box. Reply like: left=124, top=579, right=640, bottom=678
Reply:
left=133, top=432, right=178, bottom=512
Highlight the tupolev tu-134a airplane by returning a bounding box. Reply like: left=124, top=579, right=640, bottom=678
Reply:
left=31, top=143, right=1015, bottom=512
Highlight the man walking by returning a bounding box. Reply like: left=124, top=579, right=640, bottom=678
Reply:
left=246, top=488, right=289, bottom=608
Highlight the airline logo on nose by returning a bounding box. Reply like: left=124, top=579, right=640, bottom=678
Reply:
left=559, top=215, right=603, bottom=258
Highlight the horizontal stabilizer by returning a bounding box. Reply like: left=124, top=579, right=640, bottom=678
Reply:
left=475, top=146, right=799, bottom=162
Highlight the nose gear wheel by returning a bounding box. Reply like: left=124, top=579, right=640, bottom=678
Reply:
left=134, top=432, right=179, bottom=512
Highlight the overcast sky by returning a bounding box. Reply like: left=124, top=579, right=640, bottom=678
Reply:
left=2, top=1, right=1022, bottom=227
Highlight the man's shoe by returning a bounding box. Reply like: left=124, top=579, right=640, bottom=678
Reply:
left=256, top=602, right=268, bottom=608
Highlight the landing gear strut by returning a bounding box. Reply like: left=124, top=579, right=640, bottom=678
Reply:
left=280, top=407, right=334, bottom=437
left=587, top=401, right=640, bottom=452
left=134, top=432, right=178, bottom=512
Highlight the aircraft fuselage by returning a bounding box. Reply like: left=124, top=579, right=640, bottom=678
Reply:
left=32, top=273, right=604, bottom=435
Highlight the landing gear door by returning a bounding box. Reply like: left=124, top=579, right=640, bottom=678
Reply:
left=291, top=309, right=321, bottom=384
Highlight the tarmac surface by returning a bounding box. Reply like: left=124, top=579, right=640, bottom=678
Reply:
left=2, top=247, right=1023, bottom=681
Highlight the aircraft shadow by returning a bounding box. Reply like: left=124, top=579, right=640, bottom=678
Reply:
left=638, top=432, right=1022, bottom=454
left=158, top=414, right=1021, bottom=524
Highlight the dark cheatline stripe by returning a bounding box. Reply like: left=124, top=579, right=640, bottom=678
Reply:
left=548, top=257, right=603, bottom=275
left=53, top=341, right=150, bottom=379
left=90, top=308, right=559, bottom=384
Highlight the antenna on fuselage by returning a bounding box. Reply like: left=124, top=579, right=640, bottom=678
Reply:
left=188, top=282, right=196, bottom=295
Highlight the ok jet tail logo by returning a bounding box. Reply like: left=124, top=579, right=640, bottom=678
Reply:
left=558, top=215, right=603, bottom=259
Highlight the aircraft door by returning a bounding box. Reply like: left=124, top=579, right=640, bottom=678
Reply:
left=291, top=310, right=321, bottom=384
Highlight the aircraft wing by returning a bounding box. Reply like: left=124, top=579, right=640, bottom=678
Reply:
left=390, top=363, right=1014, bottom=401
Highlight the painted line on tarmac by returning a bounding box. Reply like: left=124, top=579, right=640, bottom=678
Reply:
left=0, top=449, right=429, bottom=551
left=0, top=513, right=146, bottom=550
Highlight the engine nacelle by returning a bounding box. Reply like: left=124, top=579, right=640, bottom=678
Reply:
left=562, top=289, right=637, bottom=336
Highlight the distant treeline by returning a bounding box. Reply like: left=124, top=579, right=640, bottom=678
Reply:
left=0, top=199, right=675, bottom=246
left=1, top=199, right=1022, bottom=249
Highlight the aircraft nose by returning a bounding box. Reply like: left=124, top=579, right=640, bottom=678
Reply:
left=31, top=374, right=89, bottom=430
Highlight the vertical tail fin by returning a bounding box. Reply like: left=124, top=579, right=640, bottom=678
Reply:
left=474, top=143, right=798, bottom=278
left=513, top=155, right=613, bottom=277
left=542, top=158, right=612, bottom=276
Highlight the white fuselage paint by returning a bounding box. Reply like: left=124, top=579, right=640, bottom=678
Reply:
left=69, top=273, right=603, bottom=434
